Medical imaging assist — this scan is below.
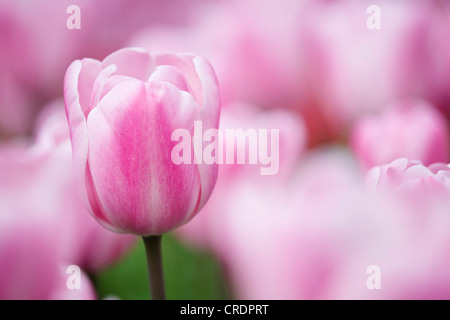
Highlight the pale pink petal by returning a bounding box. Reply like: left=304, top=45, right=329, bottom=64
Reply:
left=89, top=64, right=117, bottom=109
left=64, top=58, right=101, bottom=215
left=154, top=53, right=203, bottom=106
left=192, top=55, right=221, bottom=211
left=428, top=163, right=450, bottom=174
left=403, top=164, right=433, bottom=180
left=149, top=65, right=192, bottom=94
left=77, top=59, right=103, bottom=118
left=102, top=47, right=153, bottom=81
left=92, top=75, right=136, bottom=109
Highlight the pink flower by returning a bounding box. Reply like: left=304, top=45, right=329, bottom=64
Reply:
left=351, top=100, right=449, bottom=170
left=64, top=48, right=220, bottom=235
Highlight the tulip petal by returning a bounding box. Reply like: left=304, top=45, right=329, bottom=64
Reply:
left=154, top=53, right=203, bottom=106
left=93, top=74, right=136, bottom=109
left=78, top=59, right=103, bottom=117
left=84, top=161, right=123, bottom=233
left=193, top=55, right=221, bottom=128
left=149, top=65, right=192, bottom=94
left=87, top=80, right=201, bottom=235
left=102, top=47, right=154, bottom=81
left=64, top=58, right=102, bottom=214
left=90, top=64, right=117, bottom=110
left=193, top=55, right=221, bottom=211
left=152, top=55, right=220, bottom=217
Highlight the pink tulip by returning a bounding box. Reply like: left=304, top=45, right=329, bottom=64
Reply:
left=64, top=48, right=220, bottom=236
left=351, top=100, right=449, bottom=170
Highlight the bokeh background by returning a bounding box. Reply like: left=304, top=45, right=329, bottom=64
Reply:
left=1, top=0, right=450, bottom=299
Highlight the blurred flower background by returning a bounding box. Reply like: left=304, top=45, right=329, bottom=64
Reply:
left=1, top=0, right=450, bottom=299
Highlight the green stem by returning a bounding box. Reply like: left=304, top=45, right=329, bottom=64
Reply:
left=142, top=235, right=166, bottom=300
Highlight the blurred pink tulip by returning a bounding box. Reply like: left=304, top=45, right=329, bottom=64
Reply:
left=218, top=149, right=368, bottom=299
left=129, top=0, right=305, bottom=109
left=0, top=215, right=60, bottom=300
left=64, top=48, right=220, bottom=235
left=297, top=0, right=436, bottom=134
left=424, top=1, right=450, bottom=113
left=204, top=150, right=450, bottom=299
left=358, top=157, right=450, bottom=299
left=366, top=158, right=450, bottom=194
left=0, top=102, right=136, bottom=273
left=0, top=0, right=205, bottom=136
left=366, top=158, right=450, bottom=220
left=351, top=100, right=449, bottom=170
left=0, top=215, right=96, bottom=300
left=33, top=103, right=137, bottom=271
left=175, top=103, right=306, bottom=251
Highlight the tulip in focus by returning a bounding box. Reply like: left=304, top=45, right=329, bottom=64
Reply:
left=64, top=47, right=220, bottom=299
left=64, top=47, right=220, bottom=236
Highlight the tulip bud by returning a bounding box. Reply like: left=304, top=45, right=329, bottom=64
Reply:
left=64, top=48, right=220, bottom=236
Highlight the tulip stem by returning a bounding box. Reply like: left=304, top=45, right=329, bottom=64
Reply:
left=142, top=235, right=166, bottom=300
